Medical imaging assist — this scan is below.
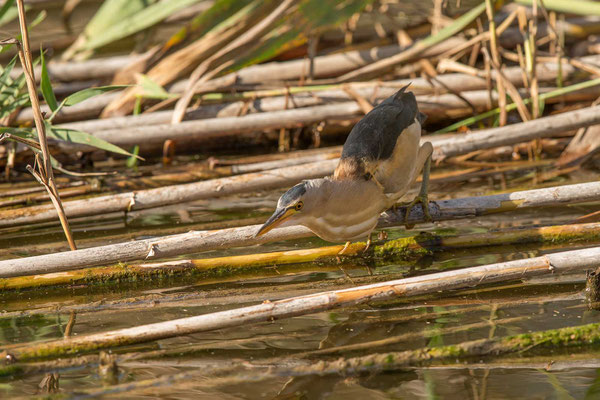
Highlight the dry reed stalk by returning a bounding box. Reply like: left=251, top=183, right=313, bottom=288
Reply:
left=56, top=322, right=600, bottom=397
left=38, top=53, right=598, bottom=133
left=13, top=1, right=76, bottom=250
left=1, top=180, right=600, bottom=278
left=439, top=8, right=519, bottom=60
left=484, top=48, right=532, bottom=121
left=104, top=34, right=465, bottom=118
left=485, top=0, right=508, bottom=125
left=529, top=1, right=540, bottom=120
left=0, top=185, right=95, bottom=208
left=10, top=54, right=144, bottom=82
left=16, top=91, right=120, bottom=124
left=3, top=244, right=600, bottom=362
left=432, top=104, right=600, bottom=158
left=71, top=91, right=600, bottom=154
left=2, top=100, right=598, bottom=230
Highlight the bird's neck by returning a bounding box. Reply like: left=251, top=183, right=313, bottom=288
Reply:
left=312, top=178, right=391, bottom=216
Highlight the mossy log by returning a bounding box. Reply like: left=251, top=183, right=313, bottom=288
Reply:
left=2, top=244, right=600, bottom=362
left=0, top=234, right=427, bottom=291
left=2, top=221, right=600, bottom=291
left=289, top=322, right=600, bottom=376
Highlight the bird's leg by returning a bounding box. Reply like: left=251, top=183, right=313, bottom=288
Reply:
left=404, top=146, right=433, bottom=227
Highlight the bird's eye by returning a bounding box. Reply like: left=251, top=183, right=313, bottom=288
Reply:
left=295, top=201, right=304, bottom=211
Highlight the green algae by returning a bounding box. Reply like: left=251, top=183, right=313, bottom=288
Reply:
left=372, top=232, right=437, bottom=258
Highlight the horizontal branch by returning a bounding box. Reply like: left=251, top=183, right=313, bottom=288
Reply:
left=11, top=54, right=143, bottom=82
left=433, top=105, right=600, bottom=159
left=30, top=54, right=600, bottom=132
left=2, top=103, right=599, bottom=229
left=2, top=220, right=600, bottom=291
left=0, top=180, right=599, bottom=278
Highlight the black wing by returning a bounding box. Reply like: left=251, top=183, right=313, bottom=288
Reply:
left=334, top=85, right=420, bottom=179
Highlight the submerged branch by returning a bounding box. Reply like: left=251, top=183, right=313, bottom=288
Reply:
left=2, top=243, right=600, bottom=361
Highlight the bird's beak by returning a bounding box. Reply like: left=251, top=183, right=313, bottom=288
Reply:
left=255, top=207, right=295, bottom=237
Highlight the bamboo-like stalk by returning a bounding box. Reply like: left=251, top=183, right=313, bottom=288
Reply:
left=433, top=104, right=600, bottom=159
left=0, top=295, right=579, bottom=379
left=103, top=33, right=465, bottom=117
left=15, top=92, right=121, bottom=125
left=2, top=102, right=598, bottom=230
left=10, top=54, right=144, bottom=82
left=2, top=221, right=600, bottom=291
left=1, top=179, right=600, bottom=278
left=2, top=244, right=600, bottom=361
left=59, top=73, right=600, bottom=138
left=13, top=1, right=76, bottom=251
left=61, top=94, right=600, bottom=154
left=20, top=53, right=598, bottom=132
left=171, top=0, right=297, bottom=124
left=0, top=184, right=94, bottom=208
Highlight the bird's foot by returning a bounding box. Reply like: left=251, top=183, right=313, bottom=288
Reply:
left=338, top=241, right=351, bottom=255
left=336, top=241, right=352, bottom=263
left=404, top=194, right=432, bottom=229
left=362, top=235, right=372, bottom=254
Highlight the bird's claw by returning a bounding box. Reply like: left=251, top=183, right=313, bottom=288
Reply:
left=362, top=234, right=372, bottom=254
left=404, top=194, right=432, bottom=228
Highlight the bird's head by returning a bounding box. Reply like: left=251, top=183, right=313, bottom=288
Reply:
left=255, top=180, right=321, bottom=237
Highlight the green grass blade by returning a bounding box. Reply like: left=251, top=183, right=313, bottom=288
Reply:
left=81, top=0, right=202, bottom=52
left=50, top=85, right=129, bottom=120
left=0, top=0, right=15, bottom=24
left=40, top=48, right=58, bottom=112
left=166, top=0, right=254, bottom=48
left=63, top=85, right=129, bottom=107
left=46, top=122, right=141, bottom=159
left=516, top=0, right=600, bottom=15
left=231, top=0, right=373, bottom=71
left=82, top=0, right=149, bottom=39
left=0, top=56, right=17, bottom=86
left=137, top=74, right=176, bottom=100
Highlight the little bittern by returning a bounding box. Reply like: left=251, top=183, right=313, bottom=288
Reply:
left=256, top=85, right=433, bottom=250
